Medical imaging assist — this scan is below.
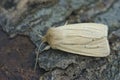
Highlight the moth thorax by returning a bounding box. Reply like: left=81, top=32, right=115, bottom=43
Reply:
left=42, top=28, right=63, bottom=49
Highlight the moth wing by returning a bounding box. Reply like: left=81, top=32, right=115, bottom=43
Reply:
left=58, top=23, right=108, bottom=38
left=53, top=23, right=110, bottom=57
left=56, top=37, right=110, bottom=57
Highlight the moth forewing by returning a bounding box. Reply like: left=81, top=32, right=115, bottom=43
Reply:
left=42, top=23, right=110, bottom=57
left=57, top=23, right=108, bottom=38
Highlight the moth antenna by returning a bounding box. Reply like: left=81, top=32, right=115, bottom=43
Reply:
left=34, top=42, right=43, bottom=71
left=29, top=26, right=43, bottom=38
left=34, top=43, right=50, bottom=71
left=30, top=27, right=46, bottom=71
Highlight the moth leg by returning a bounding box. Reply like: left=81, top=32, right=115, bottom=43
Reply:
left=42, top=45, right=51, bottom=51
left=64, top=21, right=68, bottom=25
left=34, top=29, right=43, bottom=38
left=39, top=76, right=44, bottom=80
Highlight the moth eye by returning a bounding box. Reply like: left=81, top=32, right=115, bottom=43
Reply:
left=48, top=33, right=53, bottom=38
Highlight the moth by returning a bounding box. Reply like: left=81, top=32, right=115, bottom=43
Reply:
left=34, top=23, right=110, bottom=70
left=41, top=23, right=110, bottom=57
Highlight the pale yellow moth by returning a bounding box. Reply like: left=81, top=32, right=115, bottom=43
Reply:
left=34, top=23, right=110, bottom=70
left=42, top=23, right=110, bottom=57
